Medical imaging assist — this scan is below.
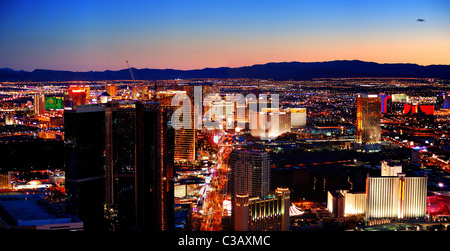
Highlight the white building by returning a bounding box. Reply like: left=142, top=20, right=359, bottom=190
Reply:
left=287, top=108, right=307, bottom=128
left=381, top=160, right=402, bottom=176
left=327, top=172, right=427, bottom=222
left=327, top=190, right=366, bottom=218
left=366, top=173, right=427, bottom=220
left=250, top=111, right=291, bottom=140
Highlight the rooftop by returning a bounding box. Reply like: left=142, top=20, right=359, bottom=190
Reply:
left=0, top=194, right=82, bottom=228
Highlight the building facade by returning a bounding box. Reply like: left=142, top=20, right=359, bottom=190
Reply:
left=229, top=149, right=270, bottom=198
left=381, top=160, right=402, bottom=177
left=34, top=93, right=45, bottom=115
left=64, top=105, right=106, bottom=230
left=356, top=94, right=381, bottom=152
left=366, top=174, right=427, bottom=220
left=288, top=108, right=307, bottom=128
left=327, top=190, right=366, bottom=218
left=234, top=188, right=290, bottom=231
left=105, top=100, right=174, bottom=231
left=250, top=111, right=291, bottom=140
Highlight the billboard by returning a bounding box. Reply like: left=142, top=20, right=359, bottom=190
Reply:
left=45, top=96, right=64, bottom=110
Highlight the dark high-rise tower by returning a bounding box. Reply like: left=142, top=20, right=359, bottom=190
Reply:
left=105, top=100, right=174, bottom=231
left=64, top=105, right=106, bottom=231
left=135, top=101, right=174, bottom=231
left=105, top=100, right=137, bottom=230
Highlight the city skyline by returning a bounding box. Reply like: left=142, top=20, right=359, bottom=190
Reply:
left=2, top=0, right=450, bottom=238
left=1, top=0, right=450, bottom=72
left=1, top=77, right=450, bottom=234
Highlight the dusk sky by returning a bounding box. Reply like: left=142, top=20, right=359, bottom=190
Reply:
left=0, top=0, right=449, bottom=71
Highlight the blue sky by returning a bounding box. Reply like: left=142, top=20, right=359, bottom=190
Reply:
left=0, top=0, right=449, bottom=71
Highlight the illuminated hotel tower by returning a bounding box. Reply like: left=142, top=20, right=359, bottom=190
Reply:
left=172, top=83, right=219, bottom=164
left=105, top=100, right=174, bottom=231
left=356, top=94, right=381, bottom=152
left=34, top=93, right=45, bottom=115
left=234, top=188, right=290, bottom=231
left=366, top=173, right=427, bottom=220
left=229, top=149, right=270, bottom=198
left=105, top=83, right=117, bottom=97
left=229, top=149, right=273, bottom=230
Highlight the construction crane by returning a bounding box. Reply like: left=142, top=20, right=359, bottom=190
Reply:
left=125, top=59, right=157, bottom=100
left=125, top=59, right=137, bottom=98
left=126, top=59, right=135, bottom=81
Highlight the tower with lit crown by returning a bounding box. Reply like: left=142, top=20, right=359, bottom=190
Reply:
left=356, top=94, right=381, bottom=152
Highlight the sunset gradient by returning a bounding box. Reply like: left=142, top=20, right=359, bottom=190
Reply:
left=0, top=0, right=449, bottom=71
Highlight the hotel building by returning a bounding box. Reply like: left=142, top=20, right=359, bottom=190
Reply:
left=234, top=188, right=290, bottom=231
left=250, top=111, right=291, bottom=140
left=381, top=160, right=402, bottom=177
left=171, top=84, right=218, bottom=163
left=34, top=93, right=45, bottom=115
left=287, top=108, right=307, bottom=128
left=328, top=162, right=427, bottom=222
left=229, top=149, right=275, bottom=230
left=105, top=100, right=174, bottom=231
left=327, top=190, right=366, bottom=218
left=64, top=105, right=106, bottom=230
left=355, top=94, right=381, bottom=152
left=229, top=149, right=270, bottom=198
left=366, top=173, right=427, bottom=220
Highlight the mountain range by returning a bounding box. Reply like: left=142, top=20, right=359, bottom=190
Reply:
left=1, top=60, right=450, bottom=82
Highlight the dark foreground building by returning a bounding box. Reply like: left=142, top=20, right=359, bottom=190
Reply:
left=65, top=101, right=174, bottom=231
left=105, top=100, right=174, bottom=231
left=64, top=105, right=106, bottom=231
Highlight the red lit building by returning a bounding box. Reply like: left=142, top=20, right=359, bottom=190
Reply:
left=65, top=85, right=90, bottom=107
left=403, top=104, right=434, bottom=115
left=427, top=191, right=450, bottom=216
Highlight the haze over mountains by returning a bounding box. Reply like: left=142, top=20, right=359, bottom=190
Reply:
left=1, top=60, right=450, bottom=82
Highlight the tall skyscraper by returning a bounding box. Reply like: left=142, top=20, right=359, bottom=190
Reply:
left=105, top=100, right=138, bottom=231
left=105, top=100, right=174, bottom=231
left=229, top=149, right=271, bottom=230
left=64, top=105, right=106, bottom=231
left=229, top=149, right=270, bottom=198
left=356, top=94, right=381, bottom=152
left=135, top=101, right=174, bottom=231
left=172, top=83, right=219, bottom=164
left=172, top=86, right=196, bottom=164
left=34, top=93, right=45, bottom=115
